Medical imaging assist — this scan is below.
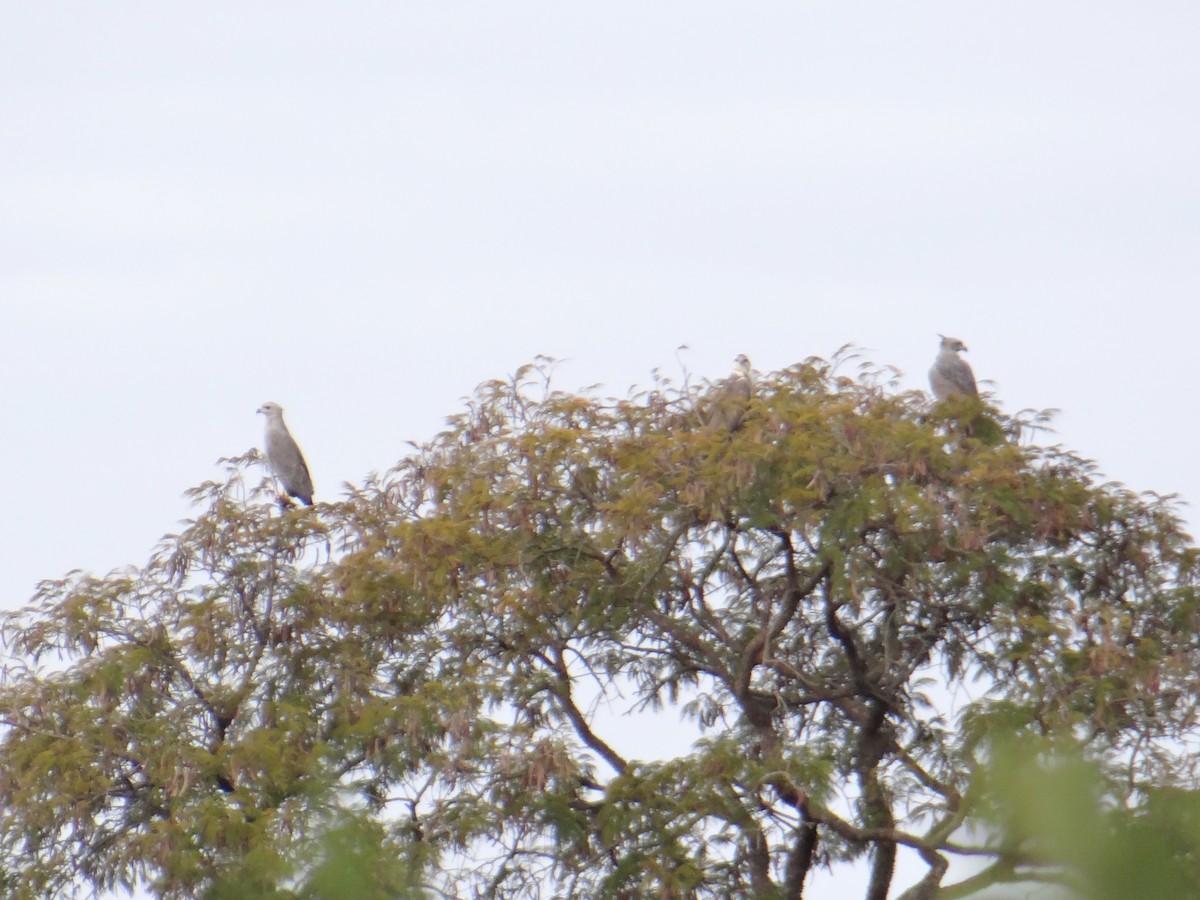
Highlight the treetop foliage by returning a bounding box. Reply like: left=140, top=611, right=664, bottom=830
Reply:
left=2, top=351, right=1199, bottom=899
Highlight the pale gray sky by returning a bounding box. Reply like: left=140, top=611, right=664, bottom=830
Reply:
left=2, top=3, right=1198, bottom=897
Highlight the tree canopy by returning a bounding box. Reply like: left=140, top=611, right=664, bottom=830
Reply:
left=2, top=354, right=1199, bottom=899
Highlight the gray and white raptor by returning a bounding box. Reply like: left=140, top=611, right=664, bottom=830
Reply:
left=928, top=336, right=978, bottom=400
left=257, top=402, right=314, bottom=506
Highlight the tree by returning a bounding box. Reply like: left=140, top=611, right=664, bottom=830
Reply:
left=2, top=353, right=1199, bottom=899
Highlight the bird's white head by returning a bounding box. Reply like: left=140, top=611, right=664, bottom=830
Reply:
left=733, top=354, right=752, bottom=376
left=938, top=335, right=968, bottom=353
left=257, top=402, right=284, bottom=418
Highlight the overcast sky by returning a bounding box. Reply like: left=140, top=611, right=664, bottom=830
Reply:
left=3, top=3, right=1198, bottom=896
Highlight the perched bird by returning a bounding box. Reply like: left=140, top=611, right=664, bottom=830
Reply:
left=928, top=335, right=978, bottom=400
left=257, top=402, right=314, bottom=506
left=705, top=354, right=754, bottom=432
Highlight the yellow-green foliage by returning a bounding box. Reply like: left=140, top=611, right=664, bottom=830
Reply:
left=1, top=355, right=1198, bottom=899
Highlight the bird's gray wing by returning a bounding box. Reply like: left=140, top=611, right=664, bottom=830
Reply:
left=705, top=375, right=752, bottom=431
left=930, top=354, right=978, bottom=399
left=265, top=424, right=314, bottom=504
